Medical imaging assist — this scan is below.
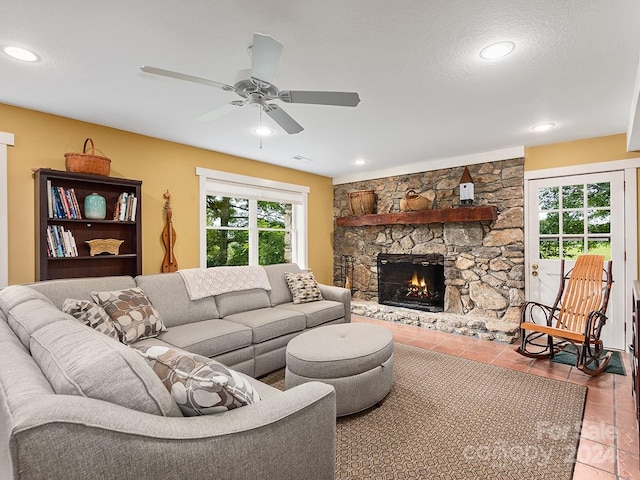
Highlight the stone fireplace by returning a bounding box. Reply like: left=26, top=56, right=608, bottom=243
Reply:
left=333, top=158, right=525, bottom=343
left=377, top=253, right=444, bottom=312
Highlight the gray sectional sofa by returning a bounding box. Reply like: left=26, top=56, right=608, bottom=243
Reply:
left=0, top=263, right=350, bottom=480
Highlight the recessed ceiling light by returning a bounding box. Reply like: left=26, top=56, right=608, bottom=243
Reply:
left=531, top=122, right=555, bottom=132
left=1, top=45, right=40, bottom=62
left=354, top=159, right=366, bottom=165
left=479, top=41, right=515, bottom=60
left=255, top=126, right=273, bottom=136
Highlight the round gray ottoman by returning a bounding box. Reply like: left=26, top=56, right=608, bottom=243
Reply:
left=285, top=323, right=394, bottom=416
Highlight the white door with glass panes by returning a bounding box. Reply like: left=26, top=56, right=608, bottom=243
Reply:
left=526, top=172, right=625, bottom=350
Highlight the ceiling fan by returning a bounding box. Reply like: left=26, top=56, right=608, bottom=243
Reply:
left=140, top=33, right=361, bottom=135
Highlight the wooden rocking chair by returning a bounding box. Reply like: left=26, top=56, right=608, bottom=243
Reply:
left=516, top=254, right=613, bottom=376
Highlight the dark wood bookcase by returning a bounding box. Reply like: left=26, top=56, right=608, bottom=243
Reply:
left=35, top=169, right=142, bottom=280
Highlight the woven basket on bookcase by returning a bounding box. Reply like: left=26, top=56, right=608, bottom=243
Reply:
left=64, top=138, right=111, bottom=176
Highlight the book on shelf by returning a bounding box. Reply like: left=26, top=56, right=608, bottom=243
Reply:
left=129, top=195, right=138, bottom=221
left=50, top=186, right=81, bottom=219
left=64, top=189, right=77, bottom=219
left=51, top=186, right=63, bottom=218
left=45, top=227, right=55, bottom=256
left=113, top=192, right=136, bottom=221
left=69, top=188, right=82, bottom=219
left=59, top=187, right=72, bottom=218
left=119, top=192, right=128, bottom=221
left=47, top=180, right=53, bottom=219
left=46, top=225, right=78, bottom=258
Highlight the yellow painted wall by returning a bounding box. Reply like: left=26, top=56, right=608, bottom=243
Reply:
left=524, top=133, right=639, bottom=170
left=1, top=103, right=335, bottom=285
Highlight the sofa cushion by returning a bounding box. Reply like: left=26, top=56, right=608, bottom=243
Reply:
left=225, top=308, right=306, bottom=344
left=29, top=319, right=182, bottom=417
left=154, top=319, right=252, bottom=357
left=91, top=287, right=167, bottom=345
left=284, top=272, right=324, bottom=304
left=0, top=284, right=54, bottom=313
left=263, top=263, right=303, bottom=306
left=275, top=300, right=346, bottom=328
left=62, top=298, right=119, bottom=340
left=135, top=273, right=220, bottom=327
left=0, top=286, right=70, bottom=349
left=132, top=345, right=260, bottom=416
left=214, top=288, right=271, bottom=318
left=26, top=275, right=136, bottom=310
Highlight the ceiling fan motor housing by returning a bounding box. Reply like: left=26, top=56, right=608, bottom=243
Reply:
left=141, top=32, right=360, bottom=134
left=233, top=68, right=278, bottom=98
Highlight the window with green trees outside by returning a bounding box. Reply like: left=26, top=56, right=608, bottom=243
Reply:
left=538, top=182, right=611, bottom=260
left=206, top=195, right=293, bottom=267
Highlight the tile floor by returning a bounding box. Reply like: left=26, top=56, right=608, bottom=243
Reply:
left=352, top=315, right=640, bottom=480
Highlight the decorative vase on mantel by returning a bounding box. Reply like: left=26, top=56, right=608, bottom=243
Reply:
left=84, top=193, right=107, bottom=220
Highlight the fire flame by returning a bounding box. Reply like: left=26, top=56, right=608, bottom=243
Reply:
left=411, top=271, right=426, bottom=288
left=406, top=270, right=432, bottom=299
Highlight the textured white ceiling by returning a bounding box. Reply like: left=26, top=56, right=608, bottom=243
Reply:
left=2, top=0, right=640, bottom=181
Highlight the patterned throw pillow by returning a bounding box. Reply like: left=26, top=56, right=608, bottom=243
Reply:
left=284, top=271, right=324, bottom=304
left=62, top=298, right=119, bottom=341
left=131, top=345, right=260, bottom=416
left=91, top=287, right=167, bottom=345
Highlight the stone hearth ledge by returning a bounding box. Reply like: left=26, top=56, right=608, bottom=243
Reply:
left=352, top=300, right=520, bottom=343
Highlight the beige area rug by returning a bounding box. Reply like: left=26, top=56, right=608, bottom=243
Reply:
left=261, top=343, right=587, bottom=480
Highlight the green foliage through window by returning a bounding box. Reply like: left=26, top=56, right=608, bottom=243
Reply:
left=537, top=182, right=612, bottom=260
left=206, top=195, right=292, bottom=267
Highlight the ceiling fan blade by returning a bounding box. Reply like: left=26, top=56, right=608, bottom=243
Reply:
left=140, top=65, right=235, bottom=91
left=198, top=102, right=243, bottom=122
left=264, top=104, right=303, bottom=134
left=279, top=90, right=361, bottom=107
left=250, top=33, right=284, bottom=86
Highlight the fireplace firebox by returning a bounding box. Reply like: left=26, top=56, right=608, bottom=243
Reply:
left=377, top=253, right=445, bottom=312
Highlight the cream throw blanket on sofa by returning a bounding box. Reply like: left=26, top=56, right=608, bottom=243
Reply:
left=178, top=266, right=272, bottom=300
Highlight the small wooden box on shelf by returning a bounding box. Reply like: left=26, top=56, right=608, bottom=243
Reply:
left=34, top=168, right=142, bottom=280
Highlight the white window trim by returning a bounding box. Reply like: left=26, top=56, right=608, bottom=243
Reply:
left=196, top=167, right=309, bottom=269
left=0, top=132, right=14, bottom=288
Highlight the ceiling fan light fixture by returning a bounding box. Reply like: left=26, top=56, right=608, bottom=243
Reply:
left=255, top=126, right=273, bottom=136
left=479, top=41, right=515, bottom=60
left=531, top=122, right=555, bottom=132
left=2, top=45, right=40, bottom=62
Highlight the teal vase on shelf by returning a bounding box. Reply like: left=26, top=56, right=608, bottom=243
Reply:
left=84, top=193, right=106, bottom=220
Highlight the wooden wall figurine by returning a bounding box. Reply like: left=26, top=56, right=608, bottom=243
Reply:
left=161, top=190, right=178, bottom=272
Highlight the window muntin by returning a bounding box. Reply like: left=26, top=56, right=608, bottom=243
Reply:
left=206, top=196, right=294, bottom=267
left=538, top=182, right=611, bottom=261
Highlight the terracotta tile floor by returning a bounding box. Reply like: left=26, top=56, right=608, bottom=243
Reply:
left=352, top=315, right=640, bottom=480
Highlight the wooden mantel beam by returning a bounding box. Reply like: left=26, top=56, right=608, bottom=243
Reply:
left=335, top=205, right=497, bottom=227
